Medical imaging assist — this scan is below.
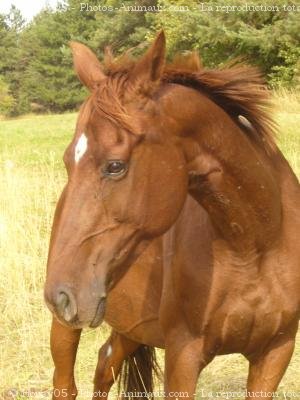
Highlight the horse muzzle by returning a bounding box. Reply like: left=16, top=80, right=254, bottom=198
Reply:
left=44, top=283, right=107, bottom=328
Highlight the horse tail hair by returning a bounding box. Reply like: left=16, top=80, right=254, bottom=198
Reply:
left=117, top=345, right=161, bottom=399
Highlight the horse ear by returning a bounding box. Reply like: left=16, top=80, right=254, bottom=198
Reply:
left=70, top=41, right=105, bottom=91
left=132, top=30, right=166, bottom=91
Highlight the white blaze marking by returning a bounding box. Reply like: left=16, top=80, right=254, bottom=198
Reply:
left=74, top=133, right=88, bottom=163
left=106, top=344, right=112, bottom=358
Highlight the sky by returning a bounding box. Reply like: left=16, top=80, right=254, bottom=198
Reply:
left=0, top=0, right=59, bottom=22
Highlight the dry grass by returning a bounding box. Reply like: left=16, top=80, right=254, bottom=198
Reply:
left=0, top=93, right=299, bottom=399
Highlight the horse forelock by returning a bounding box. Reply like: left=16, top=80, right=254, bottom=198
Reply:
left=79, top=73, right=141, bottom=139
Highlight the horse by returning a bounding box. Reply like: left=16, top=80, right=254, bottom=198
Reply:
left=45, top=31, right=300, bottom=400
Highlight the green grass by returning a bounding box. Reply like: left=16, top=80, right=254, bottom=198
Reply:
left=0, top=94, right=299, bottom=400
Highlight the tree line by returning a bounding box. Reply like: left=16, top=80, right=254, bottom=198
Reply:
left=0, top=0, right=299, bottom=116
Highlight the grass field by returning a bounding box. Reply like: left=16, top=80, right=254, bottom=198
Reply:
left=0, top=93, right=300, bottom=400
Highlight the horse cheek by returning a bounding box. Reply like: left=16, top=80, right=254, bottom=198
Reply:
left=141, top=145, right=188, bottom=237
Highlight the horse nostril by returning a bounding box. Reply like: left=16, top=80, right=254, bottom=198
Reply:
left=55, top=289, right=77, bottom=323
left=56, top=292, right=69, bottom=314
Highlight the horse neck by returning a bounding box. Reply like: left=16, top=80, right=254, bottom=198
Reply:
left=163, top=85, right=283, bottom=255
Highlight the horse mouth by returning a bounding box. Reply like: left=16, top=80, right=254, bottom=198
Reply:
left=89, top=297, right=106, bottom=328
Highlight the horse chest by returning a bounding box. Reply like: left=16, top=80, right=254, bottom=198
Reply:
left=203, top=268, right=299, bottom=355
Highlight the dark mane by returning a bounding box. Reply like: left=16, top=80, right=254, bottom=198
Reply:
left=163, top=63, right=277, bottom=152
left=90, top=52, right=277, bottom=152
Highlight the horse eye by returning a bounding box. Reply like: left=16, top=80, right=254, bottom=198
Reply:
left=103, top=160, right=127, bottom=177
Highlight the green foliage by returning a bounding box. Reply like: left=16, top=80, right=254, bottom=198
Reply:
left=91, top=0, right=157, bottom=56
left=149, top=0, right=300, bottom=87
left=0, top=75, right=15, bottom=115
left=0, top=6, right=24, bottom=74
left=16, top=2, right=100, bottom=114
left=0, top=0, right=299, bottom=115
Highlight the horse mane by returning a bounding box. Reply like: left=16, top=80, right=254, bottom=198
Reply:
left=164, top=61, right=277, bottom=152
left=90, top=51, right=277, bottom=152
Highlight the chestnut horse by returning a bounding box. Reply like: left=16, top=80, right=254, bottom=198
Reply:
left=45, top=32, right=300, bottom=399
